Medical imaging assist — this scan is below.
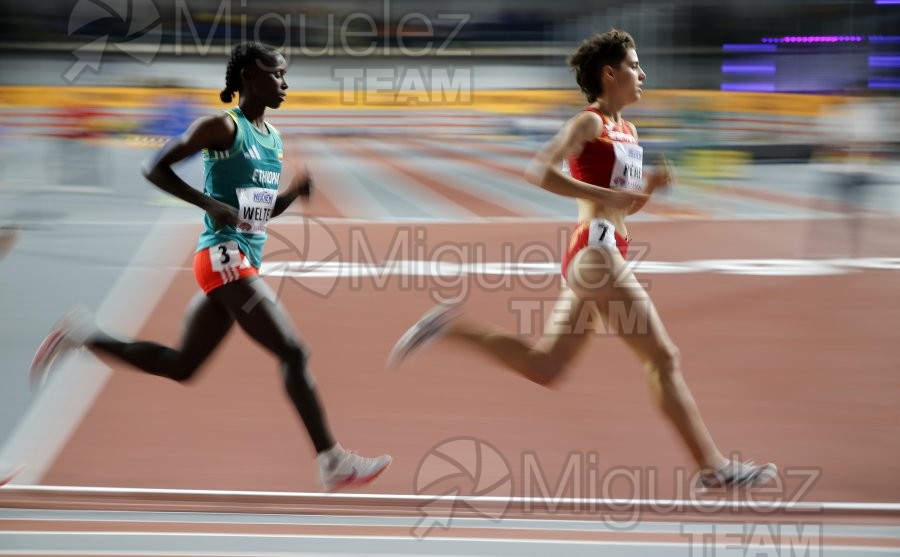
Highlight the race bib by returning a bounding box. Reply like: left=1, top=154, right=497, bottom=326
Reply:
left=587, top=218, right=618, bottom=250
left=209, top=241, right=241, bottom=272
left=610, top=142, right=644, bottom=191
left=235, top=187, right=276, bottom=235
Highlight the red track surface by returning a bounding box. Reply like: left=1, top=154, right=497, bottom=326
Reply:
left=35, top=219, right=900, bottom=506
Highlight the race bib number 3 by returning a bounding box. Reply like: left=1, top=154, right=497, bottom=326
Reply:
left=210, top=241, right=241, bottom=272
left=236, top=187, right=277, bottom=235
left=611, top=142, right=644, bottom=191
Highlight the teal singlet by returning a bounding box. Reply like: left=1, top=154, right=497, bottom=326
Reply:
left=196, top=107, right=283, bottom=269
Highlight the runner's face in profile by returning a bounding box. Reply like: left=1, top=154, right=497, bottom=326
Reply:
left=247, top=54, right=289, bottom=109
left=606, top=48, right=645, bottom=105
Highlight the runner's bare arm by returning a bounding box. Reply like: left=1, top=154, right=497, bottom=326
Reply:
left=525, top=112, right=647, bottom=210
left=622, top=124, right=671, bottom=215
left=272, top=162, right=312, bottom=218
left=142, top=114, right=239, bottom=228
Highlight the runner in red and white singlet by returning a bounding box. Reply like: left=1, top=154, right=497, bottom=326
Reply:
left=390, top=29, right=778, bottom=491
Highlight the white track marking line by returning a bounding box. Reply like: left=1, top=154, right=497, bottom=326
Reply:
left=0, top=213, right=194, bottom=485
left=257, top=257, right=900, bottom=277
left=0, top=531, right=898, bottom=557
left=4, top=485, right=900, bottom=514
left=1, top=509, right=899, bottom=539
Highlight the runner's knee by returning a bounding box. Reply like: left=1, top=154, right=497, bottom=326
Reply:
left=166, top=358, right=202, bottom=383
left=644, top=344, right=680, bottom=378
left=280, top=342, right=314, bottom=388
left=281, top=341, right=307, bottom=366
left=530, top=352, right=568, bottom=387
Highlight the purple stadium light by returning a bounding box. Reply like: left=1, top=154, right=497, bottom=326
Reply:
left=868, top=56, right=900, bottom=67
left=869, top=78, right=900, bottom=88
left=721, top=64, right=777, bottom=74
left=762, top=35, right=863, bottom=43
left=723, top=44, right=777, bottom=52
left=721, top=83, right=776, bottom=92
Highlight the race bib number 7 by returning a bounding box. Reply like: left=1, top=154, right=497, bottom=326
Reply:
left=611, top=143, right=644, bottom=191
left=587, top=219, right=618, bottom=250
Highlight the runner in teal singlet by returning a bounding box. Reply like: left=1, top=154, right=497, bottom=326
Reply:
left=196, top=105, right=284, bottom=270
left=30, top=43, right=391, bottom=492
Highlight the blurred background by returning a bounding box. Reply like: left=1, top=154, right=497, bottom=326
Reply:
left=1, top=0, right=898, bottom=206
left=1, top=2, right=900, bottom=555
left=2, top=0, right=900, bottom=499
left=2, top=1, right=900, bottom=175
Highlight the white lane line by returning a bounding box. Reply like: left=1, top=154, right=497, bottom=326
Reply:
left=0, top=215, right=194, bottom=485
left=257, top=257, right=900, bottom=277
left=41, top=213, right=900, bottom=225
left=0, top=531, right=898, bottom=557
left=5, top=485, right=900, bottom=514
left=92, top=258, right=900, bottom=277
left=1, top=509, right=899, bottom=539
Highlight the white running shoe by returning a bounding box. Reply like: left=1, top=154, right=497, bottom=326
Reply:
left=29, top=306, right=96, bottom=391
left=696, top=460, right=778, bottom=491
left=386, top=303, right=461, bottom=369
left=318, top=445, right=392, bottom=492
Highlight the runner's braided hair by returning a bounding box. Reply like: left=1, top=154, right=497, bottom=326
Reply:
left=568, top=29, right=635, bottom=103
left=219, top=42, right=278, bottom=103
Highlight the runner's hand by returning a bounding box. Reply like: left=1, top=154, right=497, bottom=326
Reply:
left=285, top=142, right=313, bottom=200
left=646, top=155, right=674, bottom=191
left=288, top=166, right=313, bottom=200
left=204, top=200, right=239, bottom=230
